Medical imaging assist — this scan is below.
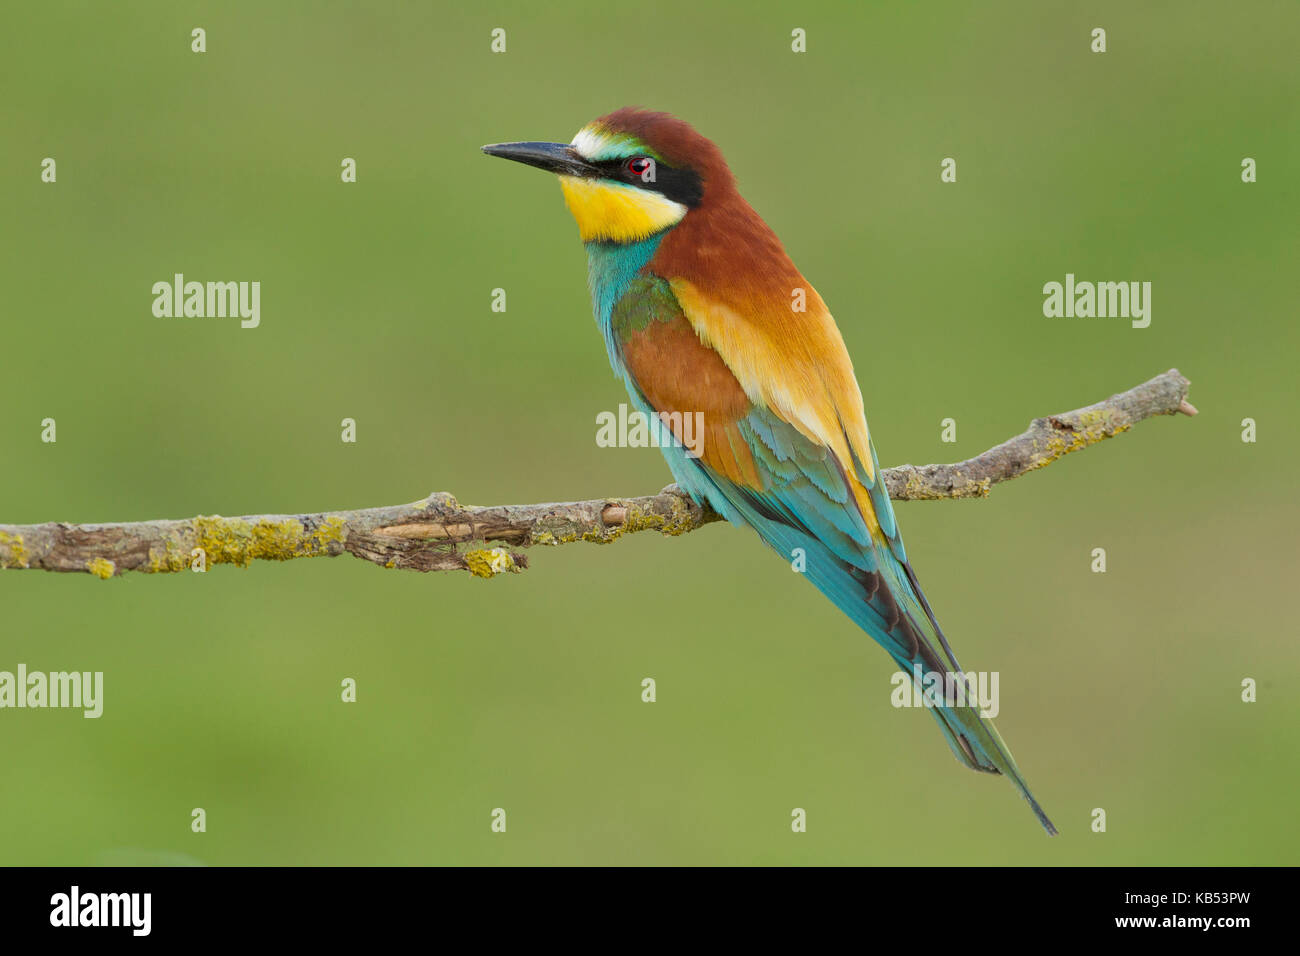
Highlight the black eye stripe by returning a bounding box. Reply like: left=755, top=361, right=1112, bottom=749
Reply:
left=591, top=156, right=703, bottom=208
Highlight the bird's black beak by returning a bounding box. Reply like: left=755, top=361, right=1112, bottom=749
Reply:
left=481, top=141, right=597, bottom=178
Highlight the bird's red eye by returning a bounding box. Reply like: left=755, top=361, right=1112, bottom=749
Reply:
left=626, top=157, right=652, bottom=176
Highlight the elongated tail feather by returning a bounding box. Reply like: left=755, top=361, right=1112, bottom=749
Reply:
left=918, top=675, right=1059, bottom=836
left=798, top=516, right=1060, bottom=836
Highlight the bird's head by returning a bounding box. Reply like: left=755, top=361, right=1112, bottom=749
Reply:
left=482, top=108, right=729, bottom=244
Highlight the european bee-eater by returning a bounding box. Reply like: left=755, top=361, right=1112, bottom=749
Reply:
left=483, top=108, right=1056, bottom=835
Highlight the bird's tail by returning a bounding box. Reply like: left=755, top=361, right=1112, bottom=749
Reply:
left=695, top=476, right=1057, bottom=835
left=825, top=537, right=1059, bottom=836
left=907, top=663, right=1058, bottom=836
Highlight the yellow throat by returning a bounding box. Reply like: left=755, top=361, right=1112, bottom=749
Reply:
left=558, top=176, right=687, bottom=243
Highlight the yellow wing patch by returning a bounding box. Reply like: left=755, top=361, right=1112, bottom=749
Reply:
left=667, top=278, right=884, bottom=537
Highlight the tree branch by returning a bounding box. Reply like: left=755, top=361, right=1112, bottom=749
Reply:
left=0, top=368, right=1193, bottom=579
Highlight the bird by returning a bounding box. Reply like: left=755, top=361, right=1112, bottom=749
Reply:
left=482, top=108, right=1056, bottom=835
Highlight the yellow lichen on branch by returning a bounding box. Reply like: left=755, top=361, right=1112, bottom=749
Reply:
left=0, top=530, right=29, bottom=569
left=191, top=515, right=348, bottom=568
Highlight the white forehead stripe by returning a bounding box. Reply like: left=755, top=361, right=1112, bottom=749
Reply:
left=571, top=125, right=655, bottom=162
left=571, top=126, right=616, bottom=160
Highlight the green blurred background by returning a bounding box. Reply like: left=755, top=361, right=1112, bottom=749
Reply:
left=1, top=1, right=1296, bottom=865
